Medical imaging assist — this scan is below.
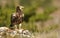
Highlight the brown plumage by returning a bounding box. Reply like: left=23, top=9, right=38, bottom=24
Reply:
left=10, top=6, right=24, bottom=29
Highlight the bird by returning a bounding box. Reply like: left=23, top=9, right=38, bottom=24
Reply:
left=10, top=6, right=24, bottom=30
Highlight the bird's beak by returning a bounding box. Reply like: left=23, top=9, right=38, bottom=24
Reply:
left=19, top=6, right=24, bottom=10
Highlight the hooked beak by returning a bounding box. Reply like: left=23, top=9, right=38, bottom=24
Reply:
left=19, top=6, right=24, bottom=10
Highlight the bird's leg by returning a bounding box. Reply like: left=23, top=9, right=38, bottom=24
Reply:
left=19, top=23, right=22, bottom=29
left=14, top=25, right=18, bottom=31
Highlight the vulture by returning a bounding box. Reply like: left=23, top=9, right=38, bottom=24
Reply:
left=10, top=6, right=24, bottom=30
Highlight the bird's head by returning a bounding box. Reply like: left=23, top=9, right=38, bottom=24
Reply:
left=16, top=5, right=24, bottom=12
left=19, top=6, right=24, bottom=10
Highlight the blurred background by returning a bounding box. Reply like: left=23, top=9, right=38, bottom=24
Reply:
left=0, top=0, right=60, bottom=38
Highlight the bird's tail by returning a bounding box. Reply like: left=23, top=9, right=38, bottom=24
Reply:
left=9, top=24, right=14, bottom=30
